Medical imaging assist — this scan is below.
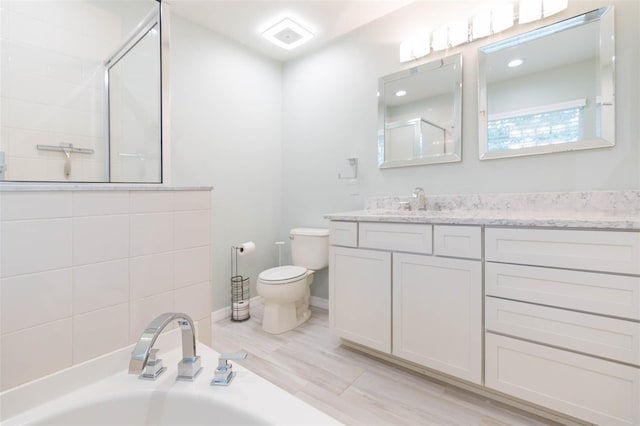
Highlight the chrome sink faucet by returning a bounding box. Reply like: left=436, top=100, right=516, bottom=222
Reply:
left=129, top=312, right=202, bottom=381
left=413, top=187, right=426, bottom=211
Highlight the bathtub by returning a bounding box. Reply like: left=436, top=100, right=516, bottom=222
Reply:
left=0, top=330, right=339, bottom=425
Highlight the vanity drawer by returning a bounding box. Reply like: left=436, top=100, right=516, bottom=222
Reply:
left=486, top=297, right=640, bottom=365
left=329, top=221, right=358, bottom=247
left=359, top=222, right=432, bottom=254
left=434, top=225, right=481, bottom=259
left=485, top=333, right=640, bottom=425
left=485, top=227, right=640, bottom=274
left=485, top=262, right=640, bottom=320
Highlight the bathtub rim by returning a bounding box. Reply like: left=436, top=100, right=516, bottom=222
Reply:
left=1, top=329, right=340, bottom=425
left=0, top=329, right=181, bottom=421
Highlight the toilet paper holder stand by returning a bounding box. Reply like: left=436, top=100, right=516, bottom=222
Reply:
left=230, top=244, right=251, bottom=322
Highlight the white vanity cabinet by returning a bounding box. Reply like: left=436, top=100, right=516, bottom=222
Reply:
left=393, top=253, right=482, bottom=383
left=327, top=195, right=640, bottom=424
left=329, top=246, right=391, bottom=352
left=329, top=221, right=483, bottom=384
left=485, top=227, right=640, bottom=425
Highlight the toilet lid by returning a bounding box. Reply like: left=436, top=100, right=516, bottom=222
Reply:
left=259, top=265, right=307, bottom=283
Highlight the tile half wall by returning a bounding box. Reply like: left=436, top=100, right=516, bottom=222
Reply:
left=0, top=188, right=212, bottom=391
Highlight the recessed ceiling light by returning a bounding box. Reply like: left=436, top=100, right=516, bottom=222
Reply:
left=508, top=58, right=525, bottom=67
left=262, top=18, right=314, bottom=50
left=395, top=90, right=407, bottom=97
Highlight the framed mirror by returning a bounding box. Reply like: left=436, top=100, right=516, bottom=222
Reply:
left=0, top=0, right=162, bottom=183
left=378, top=53, right=462, bottom=168
left=478, top=6, right=614, bottom=160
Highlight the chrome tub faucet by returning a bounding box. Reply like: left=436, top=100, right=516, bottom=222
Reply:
left=129, top=312, right=202, bottom=381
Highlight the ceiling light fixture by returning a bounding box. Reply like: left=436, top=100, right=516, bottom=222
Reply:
left=395, top=90, right=407, bottom=97
left=262, top=18, right=314, bottom=50
left=508, top=58, right=525, bottom=67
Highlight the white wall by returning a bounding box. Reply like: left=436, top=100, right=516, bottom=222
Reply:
left=170, top=16, right=283, bottom=311
left=282, top=0, right=640, bottom=299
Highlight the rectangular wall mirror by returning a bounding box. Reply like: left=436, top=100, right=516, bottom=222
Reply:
left=378, top=53, right=462, bottom=168
left=0, top=0, right=162, bottom=183
left=478, top=6, right=615, bottom=160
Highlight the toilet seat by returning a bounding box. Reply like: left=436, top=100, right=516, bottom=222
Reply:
left=258, top=265, right=307, bottom=285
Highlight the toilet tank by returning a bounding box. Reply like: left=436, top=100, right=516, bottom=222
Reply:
left=290, top=228, right=329, bottom=270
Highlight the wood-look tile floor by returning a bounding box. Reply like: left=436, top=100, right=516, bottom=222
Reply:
left=211, top=303, right=555, bottom=426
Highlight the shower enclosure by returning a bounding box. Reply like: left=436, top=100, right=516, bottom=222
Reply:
left=106, top=9, right=161, bottom=182
left=0, top=0, right=163, bottom=183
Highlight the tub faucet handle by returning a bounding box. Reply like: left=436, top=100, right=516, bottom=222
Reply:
left=211, top=352, right=247, bottom=386
left=142, top=348, right=166, bottom=379
left=219, top=352, right=248, bottom=362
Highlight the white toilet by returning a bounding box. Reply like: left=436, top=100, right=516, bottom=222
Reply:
left=257, top=228, right=329, bottom=334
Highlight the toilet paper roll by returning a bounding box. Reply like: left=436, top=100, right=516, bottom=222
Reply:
left=237, top=241, right=256, bottom=255
left=233, top=300, right=249, bottom=310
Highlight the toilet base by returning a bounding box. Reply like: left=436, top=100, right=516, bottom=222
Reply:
left=262, top=303, right=311, bottom=335
left=257, top=271, right=316, bottom=335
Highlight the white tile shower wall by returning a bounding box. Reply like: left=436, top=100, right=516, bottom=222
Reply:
left=0, top=1, right=120, bottom=181
left=0, top=189, right=212, bottom=391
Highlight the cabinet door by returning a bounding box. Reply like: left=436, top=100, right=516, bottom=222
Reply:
left=486, top=333, right=640, bottom=425
left=393, top=253, right=482, bottom=383
left=329, top=247, right=391, bottom=353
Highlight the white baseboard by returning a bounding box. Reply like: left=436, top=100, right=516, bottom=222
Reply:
left=212, top=295, right=327, bottom=322
left=310, top=296, right=328, bottom=310
left=212, top=296, right=262, bottom=322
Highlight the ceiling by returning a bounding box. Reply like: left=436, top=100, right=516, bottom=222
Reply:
left=168, top=0, right=413, bottom=62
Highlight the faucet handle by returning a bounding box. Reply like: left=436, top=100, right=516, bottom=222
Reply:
left=211, top=352, right=247, bottom=386
left=177, top=355, right=202, bottom=381
left=219, top=352, right=248, bottom=362
left=141, top=349, right=166, bottom=380
left=413, top=187, right=427, bottom=211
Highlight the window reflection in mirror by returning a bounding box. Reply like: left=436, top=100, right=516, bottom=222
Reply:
left=0, top=0, right=161, bottom=182
left=478, top=6, right=614, bottom=160
left=378, top=53, right=462, bottom=168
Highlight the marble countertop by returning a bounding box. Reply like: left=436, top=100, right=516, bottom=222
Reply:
left=325, top=209, right=640, bottom=230
left=327, top=190, right=640, bottom=230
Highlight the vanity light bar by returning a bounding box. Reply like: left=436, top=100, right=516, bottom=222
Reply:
left=399, top=33, right=430, bottom=62
left=519, top=0, right=542, bottom=23
left=398, top=0, right=567, bottom=62
left=431, top=26, right=449, bottom=52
